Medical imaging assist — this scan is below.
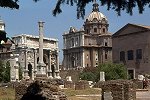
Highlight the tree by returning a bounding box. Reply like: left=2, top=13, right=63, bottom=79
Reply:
left=0, top=0, right=149, bottom=19
left=0, top=0, right=19, bottom=9
left=0, top=60, right=10, bottom=82
left=79, top=72, right=96, bottom=81
left=79, top=63, right=127, bottom=82
left=97, top=63, right=127, bottom=81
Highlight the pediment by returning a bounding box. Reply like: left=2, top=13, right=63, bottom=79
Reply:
left=113, top=23, right=150, bottom=37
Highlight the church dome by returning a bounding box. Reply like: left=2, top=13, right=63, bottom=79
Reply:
left=86, top=2, right=107, bottom=22
left=87, top=11, right=107, bottom=21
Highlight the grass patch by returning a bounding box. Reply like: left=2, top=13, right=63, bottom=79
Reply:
left=63, top=88, right=101, bottom=97
left=0, top=87, right=15, bottom=100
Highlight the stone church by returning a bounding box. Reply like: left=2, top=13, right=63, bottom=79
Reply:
left=62, top=2, right=112, bottom=69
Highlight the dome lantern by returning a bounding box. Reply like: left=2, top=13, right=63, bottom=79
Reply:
left=85, top=1, right=107, bottom=22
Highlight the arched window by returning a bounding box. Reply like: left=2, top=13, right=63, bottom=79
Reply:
left=103, top=28, right=105, bottom=33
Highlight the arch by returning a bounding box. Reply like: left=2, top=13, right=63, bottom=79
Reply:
left=51, top=65, right=55, bottom=77
left=28, top=63, right=32, bottom=79
left=37, top=56, right=47, bottom=64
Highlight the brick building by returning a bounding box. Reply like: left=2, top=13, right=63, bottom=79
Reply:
left=113, top=23, right=150, bottom=78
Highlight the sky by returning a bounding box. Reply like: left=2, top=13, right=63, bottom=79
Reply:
left=0, top=0, right=150, bottom=63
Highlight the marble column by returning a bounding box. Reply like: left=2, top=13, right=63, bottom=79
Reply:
left=24, top=50, right=29, bottom=79
left=48, top=50, right=53, bottom=79
left=33, top=49, right=37, bottom=79
left=55, top=51, right=61, bottom=79
left=36, top=21, right=46, bottom=77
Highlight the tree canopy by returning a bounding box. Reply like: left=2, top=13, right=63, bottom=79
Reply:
left=0, top=0, right=150, bottom=19
left=79, top=63, right=128, bottom=82
left=0, top=60, right=10, bottom=83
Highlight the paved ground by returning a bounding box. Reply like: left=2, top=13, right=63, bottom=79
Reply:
left=136, top=90, right=150, bottom=100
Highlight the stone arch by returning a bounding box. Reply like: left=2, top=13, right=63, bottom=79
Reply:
left=43, top=54, right=48, bottom=65
left=51, top=65, right=55, bottom=77
left=37, top=56, right=47, bottom=64
left=28, top=63, right=32, bottom=79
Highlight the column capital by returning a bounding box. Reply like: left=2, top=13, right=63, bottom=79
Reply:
left=38, top=21, right=45, bottom=27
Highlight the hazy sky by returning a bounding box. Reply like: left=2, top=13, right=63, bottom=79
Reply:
left=0, top=0, right=150, bottom=63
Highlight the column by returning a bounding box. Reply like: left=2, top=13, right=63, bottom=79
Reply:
left=33, top=49, right=37, bottom=79
left=81, top=33, right=84, bottom=46
left=82, top=49, right=85, bottom=68
left=24, top=50, right=29, bottom=79
left=48, top=50, right=53, bottom=79
left=36, top=21, right=46, bottom=77
left=55, top=51, right=61, bottom=79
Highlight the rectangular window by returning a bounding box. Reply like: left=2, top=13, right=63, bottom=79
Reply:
left=120, top=51, right=125, bottom=61
left=136, top=49, right=142, bottom=59
left=105, top=51, right=108, bottom=59
left=94, top=28, right=97, bottom=32
left=105, top=42, right=108, bottom=46
left=127, top=50, right=134, bottom=60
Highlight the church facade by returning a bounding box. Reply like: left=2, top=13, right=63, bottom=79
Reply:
left=62, top=2, right=112, bottom=69
left=10, top=34, right=60, bottom=81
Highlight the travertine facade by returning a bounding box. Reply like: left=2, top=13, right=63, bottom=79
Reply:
left=10, top=34, right=60, bottom=81
left=63, top=2, right=112, bottom=69
left=112, top=23, right=150, bottom=78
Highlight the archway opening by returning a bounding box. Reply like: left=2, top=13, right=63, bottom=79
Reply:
left=28, top=63, right=32, bottom=79
left=37, top=57, right=47, bottom=64
left=51, top=65, right=55, bottom=77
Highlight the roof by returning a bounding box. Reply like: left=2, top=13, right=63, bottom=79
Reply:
left=132, top=24, right=150, bottom=29
left=85, top=2, right=107, bottom=22
left=113, top=23, right=150, bottom=37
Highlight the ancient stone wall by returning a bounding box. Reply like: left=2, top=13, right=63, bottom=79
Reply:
left=64, top=81, right=74, bottom=89
left=94, top=80, right=136, bottom=100
left=75, top=80, right=89, bottom=90
left=15, top=80, right=67, bottom=100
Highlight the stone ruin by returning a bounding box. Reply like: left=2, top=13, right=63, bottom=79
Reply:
left=75, top=80, right=89, bottom=90
left=64, top=80, right=90, bottom=90
left=64, top=81, right=74, bottom=89
left=94, top=80, right=136, bottom=100
left=15, top=79, right=67, bottom=100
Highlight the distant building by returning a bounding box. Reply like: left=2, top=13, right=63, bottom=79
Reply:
left=10, top=34, right=60, bottom=81
left=0, top=18, right=12, bottom=60
left=62, top=2, right=112, bottom=70
left=112, top=23, right=150, bottom=79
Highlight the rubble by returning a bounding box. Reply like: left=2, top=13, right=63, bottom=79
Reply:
left=15, top=79, right=67, bottom=100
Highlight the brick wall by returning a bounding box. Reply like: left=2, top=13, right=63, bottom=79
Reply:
left=94, top=80, right=136, bottom=100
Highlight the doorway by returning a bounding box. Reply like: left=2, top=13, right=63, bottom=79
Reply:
left=128, top=69, right=134, bottom=79
left=51, top=65, right=55, bottom=77
left=28, top=63, right=32, bottom=79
